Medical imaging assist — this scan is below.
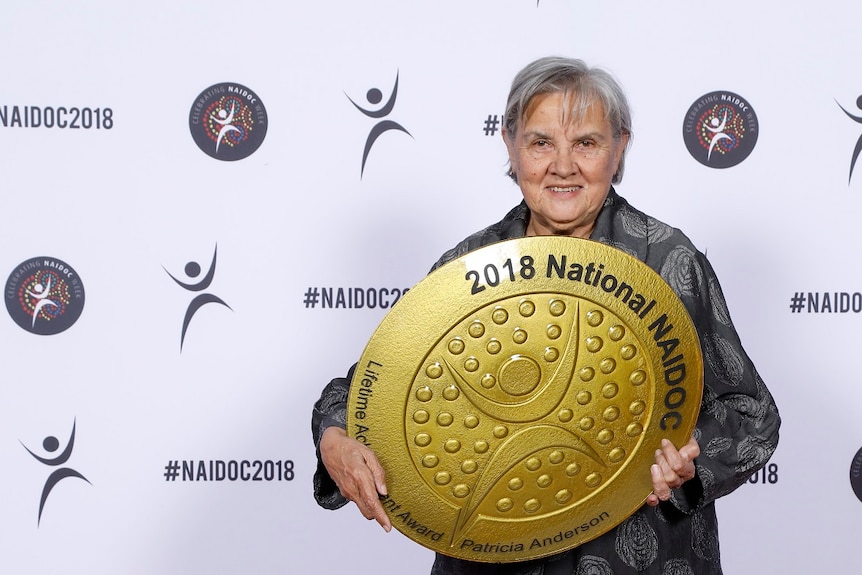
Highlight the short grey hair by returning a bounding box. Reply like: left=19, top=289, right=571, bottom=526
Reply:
left=503, top=56, right=633, bottom=184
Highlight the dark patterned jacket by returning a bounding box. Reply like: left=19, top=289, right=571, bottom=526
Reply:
left=312, top=189, right=780, bottom=575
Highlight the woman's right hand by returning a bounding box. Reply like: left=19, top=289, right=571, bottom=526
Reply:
left=320, top=426, right=392, bottom=532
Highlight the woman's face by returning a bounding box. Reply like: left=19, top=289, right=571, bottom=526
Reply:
left=504, top=91, right=628, bottom=238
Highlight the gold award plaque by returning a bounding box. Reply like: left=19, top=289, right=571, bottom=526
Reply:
left=347, top=237, right=703, bottom=563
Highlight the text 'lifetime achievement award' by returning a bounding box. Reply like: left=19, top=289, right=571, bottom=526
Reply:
left=347, top=237, right=703, bottom=563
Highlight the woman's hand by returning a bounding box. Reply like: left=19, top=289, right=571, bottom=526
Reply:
left=320, top=426, right=392, bottom=531
left=646, top=437, right=700, bottom=506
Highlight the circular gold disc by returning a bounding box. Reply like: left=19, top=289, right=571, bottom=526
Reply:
left=347, top=237, right=703, bottom=563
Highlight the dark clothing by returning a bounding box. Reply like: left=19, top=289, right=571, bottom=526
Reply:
left=312, top=190, right=780, bottom=574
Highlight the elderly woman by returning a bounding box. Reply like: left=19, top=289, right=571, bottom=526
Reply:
left=312, top=56, right=780, bottom=575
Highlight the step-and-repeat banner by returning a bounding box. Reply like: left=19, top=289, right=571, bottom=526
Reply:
left=2, top=1, right=861, bottom=573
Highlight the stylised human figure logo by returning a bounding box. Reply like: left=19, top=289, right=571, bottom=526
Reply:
left=189, top=83, right=268, bottom=161
left=346, top=71, right=413, bottom=178
left=212, top=101, right=242, bottom=153
left=683, top=92, right=757, bottom=169
left=22, top=418, right=91, bottom=526
left=26, top=277, right=59, bottom=328
left=836, top=95, right=862, bottom=184
left=705, top=110, right=733, bottom=162
left=5, top=259, right=84, bottom=335
left=164, top=244, right=232, bottom=352
left=697, top=105, right=740, bottom=163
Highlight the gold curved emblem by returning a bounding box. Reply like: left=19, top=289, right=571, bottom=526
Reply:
left=347, top=237, right=703, bottom=562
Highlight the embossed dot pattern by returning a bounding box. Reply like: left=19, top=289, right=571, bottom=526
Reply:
left=404, top=294, right=655, bottom=529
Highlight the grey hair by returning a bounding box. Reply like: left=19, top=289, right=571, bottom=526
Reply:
left=503, top=56, right=633, bottom=184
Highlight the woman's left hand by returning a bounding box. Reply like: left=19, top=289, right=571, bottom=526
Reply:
left=646, top=437, right=700, bottom=506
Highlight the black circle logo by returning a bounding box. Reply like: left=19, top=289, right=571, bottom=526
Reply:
left=851, top=446, right=862, bottom=503
left=189, top=83, right=268, bottom=161
left=5, top=257, right=85, bottom=335
left=682, top=91, right=758, bottom=168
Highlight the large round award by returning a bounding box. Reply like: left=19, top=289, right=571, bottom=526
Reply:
left=346, top=237, right=703, bottom=563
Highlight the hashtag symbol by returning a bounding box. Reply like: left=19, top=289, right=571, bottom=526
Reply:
left=304, top=287, right=320, bottom=308
left=789, top=292, right=805, bottom=313
left=164, top=460, right=180, bottom=481
left=483, top=114, right=500, bottom=136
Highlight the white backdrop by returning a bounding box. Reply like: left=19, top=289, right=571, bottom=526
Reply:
left=2, top=1, right=861, bottom=573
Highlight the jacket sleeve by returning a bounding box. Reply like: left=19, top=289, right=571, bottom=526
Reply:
left=310, top=362, right=357, bottom=510
left=663, top=248, right=781, bottom=512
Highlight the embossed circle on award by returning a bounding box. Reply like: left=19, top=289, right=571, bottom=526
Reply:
left=347, top=237, right=703, bottom=563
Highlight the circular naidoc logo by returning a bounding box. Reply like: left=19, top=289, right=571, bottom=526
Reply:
left=851, top=446, right=862, bottom=503
left=5, top=257, right=85, bottom=335
left=682, top=90, right=758, bottom=168
left=189, top=82, right=268, bottom=161
left=347, top=237, right=703, bottom=563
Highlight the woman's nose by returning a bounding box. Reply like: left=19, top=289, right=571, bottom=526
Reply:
left=550, top=146, right=578, bottom=176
